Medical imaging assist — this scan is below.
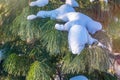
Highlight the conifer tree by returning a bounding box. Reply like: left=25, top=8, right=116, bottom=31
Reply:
left=0, top=0, right=120, bottom=80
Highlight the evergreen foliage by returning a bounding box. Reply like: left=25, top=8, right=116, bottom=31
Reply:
left=3, top=53, right=31, bottom=76
left=0, top=0, right=120, bottom=80
left=26, top=61, right=53, bottom=80
left=62, top=47, right=110, bottom=74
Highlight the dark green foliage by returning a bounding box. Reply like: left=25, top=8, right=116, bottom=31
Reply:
left=86, top=70, right=117, bottom=80
left=3, top=53, right=31, bottom=76
left=41, top=20, right=68, bottom=54
left=26, top=61, right=53, bottom=80
left=0, top=0, right=28, bottom=41
left=62, top=47, right=110, bottom=74
left=10, top=7, right=42, bottom=41
left=0, top=0, right=120, bottom=80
